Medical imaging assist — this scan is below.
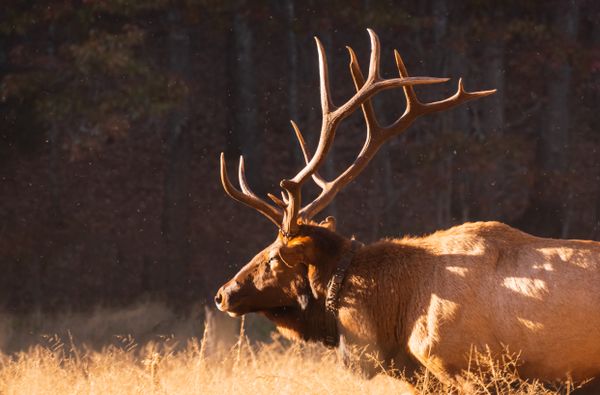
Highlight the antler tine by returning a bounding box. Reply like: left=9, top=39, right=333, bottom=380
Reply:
left=347, top=45, right=379, bottom=137
left=366, top=28, right=381, bottom=83
left=419, top=78, right=497, bottom=116
left=314, top=36, right=334, bottom=114
left=237, top=156, right=255, bottom=196
left=239, top=155, right=291, bottom=210
left=220, top=153, right=283, bottom=226
left=280, top=178, right=301, bottom=236
left=290, top=120, right=327, bottom=189
left=267, top=193, right=286, bottom=209
left=394, top=49, right=421, bottom=113
left=290, top=120, right=311, bottom=163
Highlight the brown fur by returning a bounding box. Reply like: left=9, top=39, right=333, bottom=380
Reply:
left=215, top=221, right=600, bottom=389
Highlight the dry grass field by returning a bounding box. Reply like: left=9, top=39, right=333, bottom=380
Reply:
left=0, top=303, right=580, bottom=394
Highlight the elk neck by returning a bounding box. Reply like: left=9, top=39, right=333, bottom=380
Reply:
left=263, top=229, right=362, bottom=347
left=323, top=239, right=364, bottom=346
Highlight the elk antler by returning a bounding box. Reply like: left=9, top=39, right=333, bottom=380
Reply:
left=220, top=29, right=496, bottom=237
left=220, top=153, right=283, bottom=226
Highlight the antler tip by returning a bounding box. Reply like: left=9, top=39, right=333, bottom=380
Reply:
left=314, top=35, right=323, bottom=47
left=267, top=192, right=286, bottom=209
left=479, top=88, right=498, bottom=96
left=366, top=29, right=381, bottom=82
left=418, top=77, right=450, bottom=84
left=346, top=45, right=357, bottom=60
left=367, top=28, right=380, bottom=46
left=290, top=119, right=300, bottom=134
left=458, top=78, right=497, bottom=97
left=219, top=152, right=231, bottom=185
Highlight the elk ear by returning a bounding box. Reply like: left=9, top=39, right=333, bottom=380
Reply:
left=278, top=236, right=314, bottom=267
left=279, top=236, right=320, bottom=299
left=319, top=216, right=336, bottom=231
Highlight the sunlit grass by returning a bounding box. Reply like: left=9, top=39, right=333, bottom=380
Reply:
left=0, top=304, right=580, bottom=394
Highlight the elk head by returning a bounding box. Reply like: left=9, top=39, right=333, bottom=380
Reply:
left=214, top=217, right=342, bottom=317
left=215, top=29, right=495, bottom=319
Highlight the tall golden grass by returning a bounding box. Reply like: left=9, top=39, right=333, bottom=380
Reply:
left=0, top=303, right=579, bottom=394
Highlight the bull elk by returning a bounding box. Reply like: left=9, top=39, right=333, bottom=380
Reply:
left=215, top=29, right=600, bottom=391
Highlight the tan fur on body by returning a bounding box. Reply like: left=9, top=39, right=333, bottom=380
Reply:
left=335, top=221, right=600, bottom=384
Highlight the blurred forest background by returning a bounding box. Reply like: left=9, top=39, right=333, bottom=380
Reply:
left=0, top=0, right=598, bottom=315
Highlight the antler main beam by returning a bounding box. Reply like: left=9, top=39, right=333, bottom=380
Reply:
left=279, top=29, right=455, bottom=234
left=297, top=36, right=496, bottom=220
left=220, top=29, right=496, bottom=236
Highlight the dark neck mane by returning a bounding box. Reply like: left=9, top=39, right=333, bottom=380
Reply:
left=261, top=301, right=331, bottom=343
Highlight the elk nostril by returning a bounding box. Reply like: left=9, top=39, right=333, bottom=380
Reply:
left=215, top=292, right=223, bottom=306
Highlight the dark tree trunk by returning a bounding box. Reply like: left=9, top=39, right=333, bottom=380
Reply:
left=432, top=0, right=453, bottom=228
left=227, top=2, right=260, bottom=188
left=37, top=24, right=62, bottom=310
left=482, top=38, right=505, bottom=135
left=551, top=3, right=579, bottom=238
left=162, top=9, right=192, bottom=304
left=519, top=1, right=579, bottom=237
left=448, top=11, right=472, bottom=222
left=286, top=0, right=301, bottom=167
left=543, top=3, right=579, bottom=174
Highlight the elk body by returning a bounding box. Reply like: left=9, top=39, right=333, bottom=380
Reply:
left=215, top=30, right=600, bottom=390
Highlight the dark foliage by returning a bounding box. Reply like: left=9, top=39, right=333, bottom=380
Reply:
left=0, top=0, right=598, bottom=313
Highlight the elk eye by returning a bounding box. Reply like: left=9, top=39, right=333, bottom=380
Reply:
left=266, top=257, right=279, bottom=272
left=265, top=257, right=274, bottom=272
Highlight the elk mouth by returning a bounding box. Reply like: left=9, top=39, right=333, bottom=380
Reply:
left=215, top=297, right=252, bottom=316
left=216, top=301, right=252, bottom=317
left=215, top=292, right=289, bottom=317
left=222, top=305, right=298, bottom=319
left=215, top=284, right=308, bottom=317
left=220, top=300, right=300, bottom=319
left=215, top=287, right=255, bottom=316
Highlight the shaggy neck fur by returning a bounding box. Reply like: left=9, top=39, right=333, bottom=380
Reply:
left=263, top=225, right=350, bottom=344
left=334, top=239, right=426, bottom=374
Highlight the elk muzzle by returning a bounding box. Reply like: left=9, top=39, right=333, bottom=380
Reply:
left=214, top=280, right=244, bottom=317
